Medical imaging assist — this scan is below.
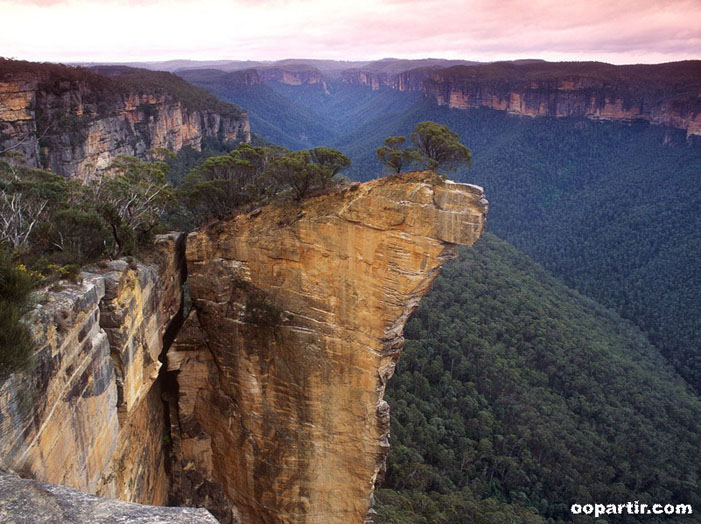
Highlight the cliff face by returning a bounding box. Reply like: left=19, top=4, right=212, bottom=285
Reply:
left=0, top=172, right=487, bottom=524
left=0, top=63, right=250, bottom=179
left=226, top=69, right=262, bottom=86
left=167, top=172, right=488, bottom=524
left=423, top=62, right=701, bottom=137
left=340, top=68, right=431, bottom=92
left=258, top=67, right=329, bottom=93
left=0, top=233, right=186, bottom=505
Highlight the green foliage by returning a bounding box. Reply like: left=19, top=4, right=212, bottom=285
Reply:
left=179, top=143, right=286, bottom=222
left=89, top=156, right=175, bottom=256
left=409, top=121, right=472, bottom=172
left=377, top=234, right=701, bottom=524
left=0, top=248, right=37, bottom=375
left=376, top=136, right=420, bottom=173
left=162, top=138, right=239, bottom=187
left=267, top=147, right=351, bottom=200
left=0, top=154, right=176, bottom=272
left=374, top=488, right=546, bottom=524
left=180, top=143, right=350, bottom=222
left=49, top=209, right=110, bottom=264
left=267, top=150, right=324, bottom=201
left=0, top=160, right=71, bottom=252
left=308, top=146, right=351, bottom=187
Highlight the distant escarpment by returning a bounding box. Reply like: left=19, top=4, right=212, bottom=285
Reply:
left=257, top=66, right=329, bottom=91
left=226, top=69, right=263, bottom=86
left=0, top=59, right=250, bottom=179
left=167, top=172, right=487, bottom=523
left=183, top=66, right=329, bottom=91
left=423, top=61, right=701, bottom=136
left=340, top=67, right=435, bottom=92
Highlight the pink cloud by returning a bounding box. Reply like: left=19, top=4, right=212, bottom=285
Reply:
left=2, top=0, right=699, bottom=63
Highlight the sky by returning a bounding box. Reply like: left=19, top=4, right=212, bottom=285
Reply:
left=1, top=0, right=699, bottom=65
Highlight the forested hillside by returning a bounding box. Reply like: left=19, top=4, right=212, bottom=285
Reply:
left=177, top=72, right=333, bottom=149
left=337, top=100, right=701, bottom=394
left=177, top=68, right=421, bottom=150
left=376, top=234, right=701, bottom=523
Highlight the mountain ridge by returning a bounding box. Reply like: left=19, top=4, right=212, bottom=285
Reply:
left=0, top=59, right=250, bottom=178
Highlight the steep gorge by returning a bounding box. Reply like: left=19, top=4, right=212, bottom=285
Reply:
left=0, top=172, right=487, bottom=523
left=0, top=61, right=250, bottom=179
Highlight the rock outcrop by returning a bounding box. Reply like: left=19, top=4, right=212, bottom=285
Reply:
left=0, top=233, right=186, bottom=506
left=0, top=172, right=487, bottom=523
left=0, top=472, right=219, bottom=524
left=0, top=60, right=250, bottom=179
left=227, top=69, right=263, bottom=87
left=167, top=172, right=488, bottom=524
left=258, top=67, right=328, bottom=92
left=340, top=67, right=434, bottom=92
left=423, top=61, right=701, bottom=137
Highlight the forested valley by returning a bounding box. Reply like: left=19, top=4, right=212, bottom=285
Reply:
left=2, top=60, right=699, bottom=524
left=375, top=234, right=700, bottom=523
left=186, top=72, right=699, bottom=394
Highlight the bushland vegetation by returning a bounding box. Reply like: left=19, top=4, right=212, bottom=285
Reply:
left=0, top=140, right=350, bottom=375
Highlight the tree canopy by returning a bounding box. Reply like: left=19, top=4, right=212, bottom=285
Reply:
left=376, top=234, right=701, bottom=524
left=410, top=121, right=472, bottom=172
left=180, top=143, right=351, bottom=217
left=376, top=136, right=420, bottom=173
left=376, top=123, right=471, bottom=174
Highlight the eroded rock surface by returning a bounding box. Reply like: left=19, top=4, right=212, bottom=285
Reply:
left=167, top=172, right=488, bottom=524
left=0, top=233, right=186, bottom=505
left=0, top=472, right=219, bottom=524
left=0, top=67, right=250, bottom=179
left=423, top=63, right=701, bottom=137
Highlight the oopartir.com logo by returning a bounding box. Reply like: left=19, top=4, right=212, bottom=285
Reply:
left=571, top=502, right=693, bottom=518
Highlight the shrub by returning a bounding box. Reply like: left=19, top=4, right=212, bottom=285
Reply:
left=0, top=249, right=37, bottom=376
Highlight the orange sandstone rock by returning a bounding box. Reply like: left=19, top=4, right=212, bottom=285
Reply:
left=168, top=172, right=488, bottom=524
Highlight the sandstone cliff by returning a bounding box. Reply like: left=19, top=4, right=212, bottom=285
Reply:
left=0, top=233, right=185, bottom=505
left=340, top=67, right=435, bottom=92
left=422, top=61, right=701, bottom=137
left=167, top=172, right=487, bottom=524
left=258, top=67, right=329, bottom=93
left=0, top=172, right=487, bottom=523
left=227, top=69, right=263, bottom=87
left=0, top=60, right=250, bottom=179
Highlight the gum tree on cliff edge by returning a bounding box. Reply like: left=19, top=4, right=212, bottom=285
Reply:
left=377, top=122, right=472, bottom=174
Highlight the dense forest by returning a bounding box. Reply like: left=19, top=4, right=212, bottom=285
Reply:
left=376, top=234, right=701, bottom=523
left=335, top=100, right=701, bottom=395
